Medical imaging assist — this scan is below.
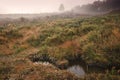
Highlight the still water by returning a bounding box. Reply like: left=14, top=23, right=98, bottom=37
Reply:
left=34, top=61, right=86, bottom=78
left=67, top=65, right=85, bottom=78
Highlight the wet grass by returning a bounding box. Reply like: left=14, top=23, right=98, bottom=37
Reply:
left=0, top=14, right=120, bottom=80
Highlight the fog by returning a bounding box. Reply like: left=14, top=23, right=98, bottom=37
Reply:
left=0, top=0, right=97, bottom=14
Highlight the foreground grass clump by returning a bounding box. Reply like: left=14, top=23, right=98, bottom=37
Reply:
left=0, top=59, right=79, bottom=80
left=84, top=73, right=120, bottom=80
left=0, top=14, right=120, bottom=80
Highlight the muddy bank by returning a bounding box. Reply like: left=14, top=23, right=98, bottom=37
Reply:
left=28, top=52, right=120, bottom=78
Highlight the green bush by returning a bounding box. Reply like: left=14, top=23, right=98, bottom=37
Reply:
left=27, top=37, right=40, bottom=47
left=13, top=45, right=26, bottom=54
left=45, top=35, right=64, bottom=46
left=6, top=30, right=23, bottom=38
left=104, top=44, right=120, bottom=64
left=88, top=31, right=101, bottom=43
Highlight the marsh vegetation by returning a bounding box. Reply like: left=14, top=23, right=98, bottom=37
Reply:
left=0, top=13, right=120, bottom=80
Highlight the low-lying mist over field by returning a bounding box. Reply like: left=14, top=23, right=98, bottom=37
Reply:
left=0, top=0, right=97, bottom=14
left=0, top=0, right=120, bottom=19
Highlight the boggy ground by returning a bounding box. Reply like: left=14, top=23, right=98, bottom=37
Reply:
left=0, top=14, right=120, bottom=80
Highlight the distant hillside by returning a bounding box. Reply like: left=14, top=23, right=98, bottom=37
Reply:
left=71, top=0, right=120, bottom=15
left=109, top=9, right=120, bottom=14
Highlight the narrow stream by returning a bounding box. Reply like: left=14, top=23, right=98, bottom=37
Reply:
left=33, top=61, right=105, bottom=78
left=33, top=61, right=86, bottom=78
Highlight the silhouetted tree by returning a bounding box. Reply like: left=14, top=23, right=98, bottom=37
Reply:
left=59, top=4, right=65, bottom=12
left=20, top=17, right=28, bottom=22
left=72, top=0, right=120, bottom=14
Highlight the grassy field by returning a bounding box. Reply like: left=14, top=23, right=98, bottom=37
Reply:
left=0, top=14, right=120, bottom=80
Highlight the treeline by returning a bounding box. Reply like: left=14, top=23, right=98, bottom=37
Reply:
left=72, top=0, right=120, bottom=14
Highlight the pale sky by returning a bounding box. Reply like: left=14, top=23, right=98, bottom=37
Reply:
left=0, top=0, right=98, bottom=14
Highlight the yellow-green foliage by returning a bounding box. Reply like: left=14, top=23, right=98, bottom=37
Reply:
left=0, top=14, right=120, bottom=80
left=28, top=14, right=120, bottom=66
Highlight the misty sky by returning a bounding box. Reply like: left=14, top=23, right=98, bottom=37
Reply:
left=0, top=0, right=98, bottom=14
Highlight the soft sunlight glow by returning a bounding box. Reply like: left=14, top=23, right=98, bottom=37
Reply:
left=0, top=0, right=99, bottom=14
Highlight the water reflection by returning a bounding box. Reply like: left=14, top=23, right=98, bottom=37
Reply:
left=67, top=65, right=85, bottom=78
